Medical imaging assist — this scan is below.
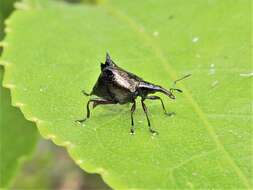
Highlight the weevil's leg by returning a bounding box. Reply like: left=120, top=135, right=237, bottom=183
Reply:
left=76, top=98, right=116, bottom=124
left=145, top=96, right=175, bottom=116
left=92, top=99, right=117, bottom=109
left=141, top=99, right=158, bottom=135
left=130, top=100, right=136, bottom=134
left=76, top=99, right=93, bottom=123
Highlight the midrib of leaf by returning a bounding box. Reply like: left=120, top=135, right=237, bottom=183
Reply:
left=102, top=3, right=251, bottom=188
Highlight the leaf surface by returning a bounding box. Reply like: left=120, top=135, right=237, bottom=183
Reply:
left=1, top=0, right=252, bottom=189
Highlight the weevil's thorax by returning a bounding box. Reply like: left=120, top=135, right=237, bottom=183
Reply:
left=107, top=67, right=139, bottom=104
left=92, top=64, right=140, bottom=104
left=91, top=73, right=114, bottom=101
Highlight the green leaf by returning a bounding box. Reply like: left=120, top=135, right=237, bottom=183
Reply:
left=1, top=0, right=252, bottom=189
left=1, top=0, right=38, bottom=188
left=0, top=67, right=38, bottom=188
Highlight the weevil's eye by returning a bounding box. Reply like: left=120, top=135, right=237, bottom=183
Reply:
left=100, top=63, right=106, bottom=70
left=103, top=69, right=114, bottom=78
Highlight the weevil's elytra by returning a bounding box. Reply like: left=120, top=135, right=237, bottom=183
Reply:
left=76, top=53, right=191, bottom=135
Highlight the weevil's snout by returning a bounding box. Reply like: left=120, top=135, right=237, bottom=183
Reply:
left=168, top=92, right=176, bottom=99
left=139, top=82, right=176, bottom=100
left=154, top=85, right=176, bottom=100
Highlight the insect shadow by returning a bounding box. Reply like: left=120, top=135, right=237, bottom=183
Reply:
left=76, top=53, right=191, bottom=135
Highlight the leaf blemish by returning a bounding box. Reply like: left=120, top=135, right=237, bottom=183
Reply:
left=211, top=80, right=218, bottom=87
left=192, top=36, right=199, bottom=43
left=192, top=172, right=198, bottom=176
left=239, top=72, right=253, bottom=77
left=153, top=31, right=159, bottom=37
left=209, top=64, right=215, bottom=75
left=169, top=15, right=174, bottom=20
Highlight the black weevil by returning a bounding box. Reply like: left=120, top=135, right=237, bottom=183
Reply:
left=76, top=53, right=190, bottom=135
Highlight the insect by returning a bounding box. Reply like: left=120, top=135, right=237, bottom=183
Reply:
left=76, top=53, right=190, bottom=135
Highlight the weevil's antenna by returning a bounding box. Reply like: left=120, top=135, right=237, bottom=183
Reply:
left=81, top=90, right=90, bottom=96
left=170, top=74, right=191, bottom=93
